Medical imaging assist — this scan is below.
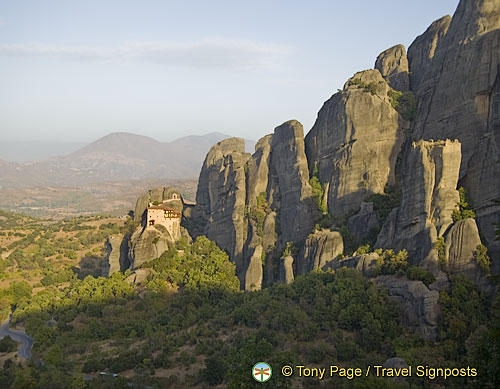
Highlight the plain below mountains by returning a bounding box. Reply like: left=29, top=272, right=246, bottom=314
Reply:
left=0, top=132, right=256, bottom=188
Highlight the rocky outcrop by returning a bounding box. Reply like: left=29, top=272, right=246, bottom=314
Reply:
left=445, top=219, right=483, bottom=279
left=194, top=138, right=250, bottom=279
left=279, top=256, right=295, bottom=284
left=134, top=186, right=183, bottom=222
left=268, top=120, right=316, bottom=242
left=245, top=244, right=263, bottom=291
left=347, top=202, right=380, bottom=239
left=375, top=44, right=409, bottom=91
left=329, top=252, right=379, bottom=278
left=375, top=276, right=440, bottom=340
left=104, top=235, right=129, bottom=275
left=296, top=230, right=343, bottom=275
left=376, top=140, right=461, bottom=264
left=188, top=121, right=318, bottom=290
left=305, top=69, right=404, bottom=216
left=128, top=224, right=173, bottom=269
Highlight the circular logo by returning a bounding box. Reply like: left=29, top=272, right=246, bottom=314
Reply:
left=253, top=362, right=272, bottom=383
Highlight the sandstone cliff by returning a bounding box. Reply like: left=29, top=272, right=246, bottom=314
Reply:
left=375, top=139, right=461, bottom=264
left=408, top=0, right=500, bottom=265
left=304, top=69, right=404, bottom=216
left=192, top=138, right=250, bottom=280
left=188, top=0, right=499, bottom=292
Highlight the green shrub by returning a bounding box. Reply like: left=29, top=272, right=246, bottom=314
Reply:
left=349, top=78, right=378, bottom=95
left=474, top=244, right=490, bottom=273
left=406, top=266, right=436, bottom=286
left=355, top=244, right=371, bottom=255
left=434, top=236, right=447, bottom=269
left=388, top=90, right=416, bottom=121
left=452, top=187, right=476, bottom=222
left=247, top=192, right=270, bottom=237
left=376, top=249, right=408, bottom=275
left=0, top=336, right=18, bottom=352
left=366, top=184, right=401, bottom=225
left=310, top=164, right=327, bottom=214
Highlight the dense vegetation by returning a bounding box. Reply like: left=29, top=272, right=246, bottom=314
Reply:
left=452, top=187, right=476, bottom=222
left=0, top=210, right=133, bottom=320
left=388, top=90, right=417, bottom=121
left=0, top=211, right=498, bottom=388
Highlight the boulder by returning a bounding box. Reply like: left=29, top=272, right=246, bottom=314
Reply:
left=332, top=252, right=380, bottom=278
left=375, top=276, right=440, bottom=340
left=296, top=230, right=343, bottom=275
left=444, top=218, right=490, bottom=287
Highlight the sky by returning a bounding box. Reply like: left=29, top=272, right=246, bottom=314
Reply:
left=0, top=0, right=459, bottom=143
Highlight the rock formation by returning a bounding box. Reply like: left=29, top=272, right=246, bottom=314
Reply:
left=375, top=276, right=440, bottom=340
left=375, top=140, right=461, bottom=264
left=268, top=121, right=316, bottom=243
left=134, top=186, right=183, bottom=223
left=104, top=234, right=129, bottom=275
left=129, top=224, right=174, bottom=269
left=304, top=69, right=404, bottom=216
left=375, top=44, right=409, bottom=91
left=295, top=230, right=343, bottom=275
left=445, top=219, right=483, bottom=279
left=189, top=121, right=317, bottom=290
left=192, top=138, right=250, bottom=279
left=347, top=202, right=380, bottom=240
left=187, top=0, right=500, bottom=294
left=279, top=256, right=295, bottom=285
left=408, top=0, right=500, bottom=266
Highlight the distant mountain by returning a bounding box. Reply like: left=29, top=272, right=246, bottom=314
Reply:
left=0, top=132, right=256, bottom=188
left=0, top=141, right=86, bottom=163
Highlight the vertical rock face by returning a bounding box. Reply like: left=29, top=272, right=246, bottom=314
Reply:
left=305, top=69, right=404, bottom=216
left=407, top=0, right=500, bottom=272
left=194, top=138, right=250, bottom=278
left=376, top=140, right=461, bottom=264
left=375, top=44, right=409, bottom=91
left=347, top=202, right=380, bottom=239
left=407, top=15, right=451, bottom=91
left=105, top=235, right=129, bottom=276
left=129, top=224, right=173, bottom=269
left=410, top=4, right=500, bottom=173
left=189, top=121, right=317, bottom=290
left=246, top=135, right=272, bottom=206
left=269, top=120, right=316, bottom=242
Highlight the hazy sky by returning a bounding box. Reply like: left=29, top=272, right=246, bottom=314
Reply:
left=0, top=0, right=459, bottom=143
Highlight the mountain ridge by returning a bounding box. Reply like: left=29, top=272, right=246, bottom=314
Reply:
left=0, top=132, right=256, bottom=188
